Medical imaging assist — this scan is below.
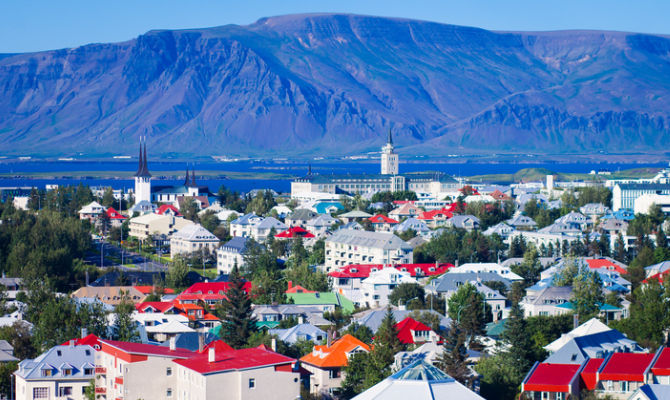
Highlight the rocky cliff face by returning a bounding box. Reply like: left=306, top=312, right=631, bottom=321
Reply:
left=1, top=14, right=669, bottom=157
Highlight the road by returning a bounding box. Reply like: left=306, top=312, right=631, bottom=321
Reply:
left=86, top=240, right=168, bottom=272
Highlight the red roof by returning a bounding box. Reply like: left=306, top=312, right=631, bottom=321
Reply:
left=174, top=346, right=295, bottom=374
left=133, top=286, right=175, bottom=295
left=275, top=226, right=315, bottom=238
left=599, top=353, right=655, bottom=382
left=585, top=259, right=627, bottom=275
left=643, top=270, right=670, bottom=284
left=395, top=317, right=432, bottom=344
left=368, top=214, right=399, bottom=224
left=105, top=207, right=126, bottom=220
left=135, top=301, right=175, bottom=313
left=60, top=334, right=101, bottom=348
left=100, top=340, right=194, bottom=359
left=580, top=358, right=604, bottom=390
left=651, top=347, right=670, bottom=376
left=490, top=190, right=510, bottom=200
left=156, top=204, right=182, bottom=216
left=417, top=209, right=453, bottom=221
left=328, top=263, right=453, bottom=279
left=182, top=282, right=252, bottom=295
left=524, top=363, right=581, bottom=393
left=201, top=340, right=234, bottom=353
left=286, top=281, right=317, bottom=294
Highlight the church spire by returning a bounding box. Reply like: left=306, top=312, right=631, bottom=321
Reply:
left=387, top=128, right=393, bottom=146
left=135, top=138, right=143, bottom=177
left=135, top=136, right=151, bottom=178
left=184, top=166, right=191, bottom=186
left=190, top=169, right=197, bottom=187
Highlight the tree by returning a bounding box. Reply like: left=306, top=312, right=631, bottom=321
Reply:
left=511, top=246, right=542, bottom=285
left=447, top=283, right=489, bottom=342
left=435, top=320, right=471, bottom=386
left=0, top=361, right=18, bottom=399
left=553, top=256, right=580, bottom=286
left=165, top=257, right=191, bottom=291
left=0, top=321, right=37, bottom=360
left=501, top=302, right=534, bottom=375
left=180, top=197, right=200, bottom=222
left=364, top=308, right=403, bottom=388
left=101, top=187, right=115, bottom=208
left=571, top=269, right=605, bottom=320
left=628, top=246, right=655, bottom=290
left=216, top=265, right=256, bottom=348
left=342, top=351, right=371, bottom=397
left=113, top=291, right=139, bottom=342
left=388, top=283, right=425, bottom=309
left=344, top=323, right=374, bottom=344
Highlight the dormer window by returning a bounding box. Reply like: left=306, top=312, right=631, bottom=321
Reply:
left=62, top=368, right=72, bottom=376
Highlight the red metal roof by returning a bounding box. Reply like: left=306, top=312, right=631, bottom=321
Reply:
left=651, top=347, right=670, bottom=376
left=156, top=204, right=182, bottom=216
left=60, top=334, right=101, bottom=348
left=524, top=363, right=581, bottom=393
left=135, top=301, right=175, bottom=313
left=201, top=340, right=234, bottom=353
left=328, top=263, right=453, bottom=279
left=133, top=286, right=175, bottom=295
left=174, top=346, right=295, bottom=374
left=274, top=226, right=315, bottom=238
left=182, top=282, right=252, bottom=295
left=599, top=353, right=655, bottom=382
left=580, top=358, right=604, bottom=390
left=417, top=209, right=453, bottom=221
left=395, top=317, right=432, bottom=344
left=105, top=207, right=127, bottom=220
left=368, top=214, right=399, bottom=224
left=585, top=259, right=627, bottom=275
left=100, top=340, right=195, bottom=359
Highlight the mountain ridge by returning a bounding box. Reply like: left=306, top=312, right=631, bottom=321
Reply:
left=1, top=13, right=669, bottom=157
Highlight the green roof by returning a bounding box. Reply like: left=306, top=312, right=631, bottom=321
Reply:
left=485, top=319, right=507, bottom=337
left=256, top=321, right=280, bottom=329
left=287, top=292, right=356, bottom=313
left=555, top=302, right=620, bottom=311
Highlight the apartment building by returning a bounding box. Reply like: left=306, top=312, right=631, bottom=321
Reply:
left=324, top=229, right=413, bottom=271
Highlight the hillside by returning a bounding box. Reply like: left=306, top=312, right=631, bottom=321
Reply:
left=1, top=14, right=670, bottom=157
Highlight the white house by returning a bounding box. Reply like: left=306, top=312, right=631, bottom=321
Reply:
left=324, top=229, right=413, bottom=272
left=216, top=237, right=251, bottom=275
left=170, top=224, right=219, bottom=258
left=78, top=201, right=106, bottom=222
left=448, top=263, right=523, bottom=281
left=361, top=268, right=417, bottom=308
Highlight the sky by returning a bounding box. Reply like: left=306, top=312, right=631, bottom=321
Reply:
left=1, top=0, right=669, bottom=53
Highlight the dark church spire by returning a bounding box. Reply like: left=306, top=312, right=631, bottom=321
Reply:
left=190, top=169, right=197, bottom=187
left=387, top=128, right=393, bottom=146
left=184, top=166, right=191, bottom=186
left=135, top=136, right=151, bottom=178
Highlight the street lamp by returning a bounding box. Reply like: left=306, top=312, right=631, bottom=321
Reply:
left=100, top=242, right=105, bottom=269
left=400, top=296, right=420, bottom=310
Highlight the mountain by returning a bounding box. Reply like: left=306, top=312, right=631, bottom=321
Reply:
left=1, top=13, right=670, bottom=158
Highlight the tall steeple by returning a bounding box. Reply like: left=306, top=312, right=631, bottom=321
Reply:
left=135, top=136, right=151, bottom=178
left=381, top=128, right=398, bottom=175
left=135, top=138, right=144, bottom=177
left=387, top=128, right=393, bottom=146
left=190, top=169, right=197, bottom=187
left=184, top=166, right=191, bottom=186
left=134, top=136, right=152, bottom=203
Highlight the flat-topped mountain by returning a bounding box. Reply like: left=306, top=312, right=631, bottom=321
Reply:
left=1, top=14, right=669, bottom=157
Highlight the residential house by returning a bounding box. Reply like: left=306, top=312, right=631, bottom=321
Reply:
left=594, top=352, right=656, bottom=397
left=15, top=343, right=96, bottom=400
left=556, top=211, right=590, bottom=230
left=156, top=204, right=182, bottom=217
left=70, top=286, right=146, bottom=306
left=338, top=210, right=373, bottom=224
left=521, top=362, right=583, bottom=400
left=506, top=214, right=537, bottom=231
left=330, top=263, right=452, bottom=292
left=129, top=213, right=193, bottom=240
left=251, top=305, right=331, bottom=328
left=269, top=324, right=327, bottom=345
left=448, top=263, right=523, bottom=281
left=389, top=203, right=422, bottom=220
left=305, top=214, right=339, bottom=236
left=324, top=229, right=413, bottom=271
left=286, top=292, right=356, bottom=314
left=360, top=268, right=417, bottom=308
left=274, top=226, right=315, bottom=240
left=79, top=201, right=106, bottom=222
left=351, top=308, right=451, bottom=334
left=301, top=334, right=371, bottom=397
left=629, top=385, right=670, bottom=400
left=395, top=318, right=439, bottom=345
left=580, top=203, right=611, bottom=222
left=352, top=360, right=484, bottom=400
left=520, top=286, right=573, bottom=317
left=446, top=215, right=481, bottom=231
left=173, top=344, right=301, bottom=400
left=392, top=217, right=430, bottom=237
left=599, top=218, right=629, bottom=237
left=132, top=313, right=193, bottom=342
left=250, top=217, right=287, bottom=242
left=216, top=237, right=251, bottom=275
left=229, top=213, right=263, bottom=238
left=170, top=223, right=219, bottom=258
left=104, top=207, right=127, bottom=227
left=285, top=209, right=318, bottom=228
left=368, top=214, right=399, bottom=232
left=417, top=209, right=453, bottom=228
left=483, top=222, right=516, bottom=241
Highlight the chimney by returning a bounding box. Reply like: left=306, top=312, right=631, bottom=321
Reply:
left=169, top=336, right=176, bottom=351
left=298, top=316, right=304, bottom=325
left=271, top=338, right=277, bottom=352
left=326, top=330, right=332, bottom=347
left=208, top=347, right=215, bottom=363
left=198, top=333, right=204, bottom=353
left=81, top=328, right=87, bottom=339
left=573, top=314, right=579, bottom=329
left=69, top=339, right=75, bottom=347
left=288, top=281, right=293, bottom=290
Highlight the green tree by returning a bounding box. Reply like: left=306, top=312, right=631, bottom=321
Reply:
left=0, top=361, right=18, bottom=398
left=165, top=257, right=191, bottom=291
left=501, top=302, right=534, bottom=376
left=0, top=321, right=37, bottom=360
left=364, top=308, right=403, bottom=388
left=628, top=246, right=655, bottom=290
left=572, top=269, right=605, bottom=320
left=342, top=351, right=371, bottom=397
left=511, top=246, right=542, bottom=285
left=101, top=187, right=116, bottom=208
left=216, top=266, right=256, bottom=348
left=344, top=323, right=374, bottom=344
left=113, top=291, right=139, bottom=342
left=388, top=283, right=425, bottom=309
left=447, top=283, right=489, bottom=342
left=435, top=320, right=471, bottom=386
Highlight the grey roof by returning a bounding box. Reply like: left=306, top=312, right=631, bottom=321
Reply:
left=428, top=273, right=512, bottom=293
left=406, top=236, right=427, bottom=249
left=306, top=214, right=339, bottom=227
left=523, top=286, right=573, bottom=306
left=615, top=183, right=670, bottom=190
left=537, top=222, right=582, bottom=235
left=219, top=236, right=251, bottom=254
left=231, top=212, right=260, bottom=226
left=544, top=330, right=641, bottom=364
left=339, top=222, right=363, bottom=231
left=352, top=309, right=450, bottom=333
left=255, top=216, right=287, bottom=230
left=340, top=210, right=373, bottom=218
left=287, top=209, right=317, bottom=221
left=129, top=200, right=155, bottom=213
left=636, top=384, right=670, bottom=400
left=449, top=215, right=480, bottom=229
left=16, top=344, right=95, bottom=380
left=556, top=211, right=588, bottom=224
left=171, top=223, right=218, bottom=241
left=506, top=214, right=537, bottom=227
left=269, top=323, right=327, bottom=345
left=393, top=217, right=429, bottom=233
left=327, top=229, right=412, bottom=251
left=483, top=222, right=515, bottom=236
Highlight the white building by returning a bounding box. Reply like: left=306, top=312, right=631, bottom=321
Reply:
left=448, top=263, right=523, bottom=281
left=381, top=129, right=399, bottom=175
left=229, top=213, right=264, bottom=238
left=78, top=201, right=106, bottom=221
left=612, top=183, right=670, bottom=211
left=361, top=268, right=417, bottom=308
left=216, top=237, right=251, bottom=275
left=324, top=229, right=413, bottom=272
left=634, top=193, right=670, bottom=215
left=170, top=223, right=219, bottom=258
left=15, top=343, right=96, bottom=400
left=134, top=138, right=152, bottom=204
left=129, top=213, right=193, bottom=240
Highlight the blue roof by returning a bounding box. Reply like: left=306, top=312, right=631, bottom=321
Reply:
left=637, top=384, right=670, bottom=400
left=219, top=236, right=251, bottom=253
left=268, top=323, right=327, bottom=345
left=544, top=330, right=641, bottom=364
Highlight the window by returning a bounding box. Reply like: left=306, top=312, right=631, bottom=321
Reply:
left=329, top=369, right=341, bottom=379
left=621, top=381, right=629, bottom=392
left=58, top=387, right=72, bottom=396
left=41, top=369, right=52, bottom=377
left=167, top=388, right=173, bottom=397
left=33, top=388, right=49, bottom=399
left=248, top=378, right=255, bottom=389
left=62, top=368, right=72, bottom=376
left=166, top=367, right=172, bottom=376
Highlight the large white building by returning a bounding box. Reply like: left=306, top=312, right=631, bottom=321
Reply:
left=170, top=223, right=220, bottom=258
left=291, top=132, right=459, bottom=198
left=612, top=183, right=670, bottom=211
left=361, top=268, right=417, bottom=308
left=634, top=193, right=670, bottom=215
left=324, top=229, right=413, bottom=271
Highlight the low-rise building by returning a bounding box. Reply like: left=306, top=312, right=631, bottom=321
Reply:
left=324, top=229, right=413, bottom=271
left=216, top=237, right=251, bottom=275
left=360, top=268, right=417, bottom=308
left=79, top=201, right=106, bottom=222
left=71, top=286, right=146, bottom=306
left=170, top=223, right=219, bottom=258
left=129, top=213, right=193, bottom=240
left=229, top=213, right=263, bottom=238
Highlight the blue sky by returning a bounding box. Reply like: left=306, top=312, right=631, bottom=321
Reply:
left=1, top=0, right=668, bottom=53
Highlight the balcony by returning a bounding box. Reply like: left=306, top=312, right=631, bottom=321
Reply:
left=95, top=387, right=106, bottom=394
left=95, top=366, right=106, bottom=374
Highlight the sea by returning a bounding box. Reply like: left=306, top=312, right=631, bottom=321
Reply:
left=0, top=160, right=666, bottom=195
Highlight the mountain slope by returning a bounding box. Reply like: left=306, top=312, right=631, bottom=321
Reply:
left=1, top=14, right=669, bottom=157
